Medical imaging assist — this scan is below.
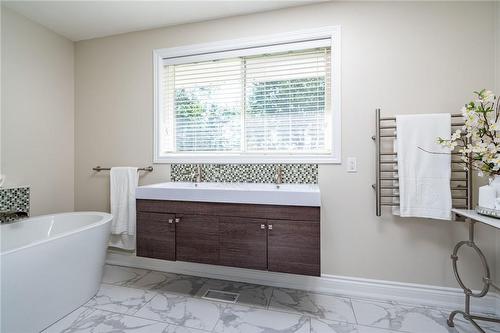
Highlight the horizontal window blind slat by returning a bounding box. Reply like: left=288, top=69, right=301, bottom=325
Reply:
left=175, top=101, right=325, bottom=110
left=246, top=72, right=327, bottom=81
left=246, top=62, right=328, bottom=72
left=164, top=80, right=328, bottom=92
left=170, top=61, right=329, bottom=78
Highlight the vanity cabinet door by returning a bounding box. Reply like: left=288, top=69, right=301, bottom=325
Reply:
left=219, top=217, right=268, bottom=270
left=175, top=214, right=219, bottom=265
left=267, top=219, right=320, bottom=276
left=137, top=212, right=176, bottom=261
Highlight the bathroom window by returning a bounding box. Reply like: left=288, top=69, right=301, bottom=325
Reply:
left=154, top=27, right=341, bottom=163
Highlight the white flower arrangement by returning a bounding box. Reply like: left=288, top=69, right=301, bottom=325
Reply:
left=438, top=89, right=500, bottom=177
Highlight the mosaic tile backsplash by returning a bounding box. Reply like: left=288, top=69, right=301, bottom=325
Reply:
left=171, top=164, right=318, bottom=184
left=0, top=186, right=30, bottom=223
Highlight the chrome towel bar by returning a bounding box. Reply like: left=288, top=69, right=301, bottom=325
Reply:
left=92, top=166, right=153, bottom=172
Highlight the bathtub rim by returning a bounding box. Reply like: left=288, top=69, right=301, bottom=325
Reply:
left=0, top=211, right=113, bottom=256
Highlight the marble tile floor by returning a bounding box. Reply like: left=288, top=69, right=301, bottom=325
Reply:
left=43, top=264, right=500, bottom=333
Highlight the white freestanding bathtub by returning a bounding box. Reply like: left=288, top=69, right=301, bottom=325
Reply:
left=0, top=212, right=112, bottom=333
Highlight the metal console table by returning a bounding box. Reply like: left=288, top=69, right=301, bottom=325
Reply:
left=449, top=209, right=500, bottom=332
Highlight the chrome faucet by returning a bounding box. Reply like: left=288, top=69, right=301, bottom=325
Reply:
left=191, top=164, right=202, bottom=183
left=275, top=165, right=283, bottom=188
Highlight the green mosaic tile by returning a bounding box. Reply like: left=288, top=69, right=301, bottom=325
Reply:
left=0, top=186, right=30, bottom=223
left=171, top=164, right=318, bottom=184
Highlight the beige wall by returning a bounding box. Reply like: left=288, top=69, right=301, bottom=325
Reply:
left=1, top=8, right=74, bottom=215
left=75, top=1, right=498, bottom=289
left=495, top=2, right=500, bottom=294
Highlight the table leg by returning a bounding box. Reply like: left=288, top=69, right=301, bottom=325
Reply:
left=447, top=219, right=500, bottom=332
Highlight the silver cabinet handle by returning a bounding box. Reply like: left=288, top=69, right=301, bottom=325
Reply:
left=260, top=224, right=266, bottom=230
left=268, top=224, right=273, bottom=230
left=175, top=218, right=181, bottom=223
left=168, top=218, right=174, bottom=224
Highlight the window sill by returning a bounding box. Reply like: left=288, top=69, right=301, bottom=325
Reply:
left=154, top=154, right=341, bottom=164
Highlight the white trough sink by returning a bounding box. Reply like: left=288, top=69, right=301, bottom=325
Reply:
left=136, top=182, right=320, bottom=207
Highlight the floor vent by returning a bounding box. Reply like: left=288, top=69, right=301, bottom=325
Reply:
left=202, top=289, right=239, bottom=303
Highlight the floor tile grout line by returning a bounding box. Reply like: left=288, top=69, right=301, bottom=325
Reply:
left=348, top=295, right=499, bottom=332
left=349, top=296, right=360, bottom=325
left=84, top=306, right=161, bottom=323
left=92, top=283, right=161, bottom=316
left=100, top=281, right=198, bottom=299
left=102, top=269, right=217, bottom=300
left=348, top=294, right=474, bottom=314
left=266, top=291, right=359, bottom=325
left=345, top=306, right=456, bottom=333
left=210, top=303, right=228, bottom=333
left=229, top=300, right=360, bottom=328
left=101, top=281, right=211, bottom=305
left=130, top=291, right=159, bottom=316
left=355, top=322, right=406, bottom=333
left=104, top=264, right=152, bottom=280
left=310, top=315, right=421, bottom=333
left=226, top=297, right=331, bottom=321
left=267, top=286, right=276, bottom=310
left=82, top=305, right=214, bottom=332
left=42, top=305, right=97, bottom=332
left=131, top=292, right=227, bottom=331
left=210, top=319, right=220, bottom=333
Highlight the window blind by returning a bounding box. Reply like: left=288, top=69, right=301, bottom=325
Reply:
left=161, top=47, right=331, bottom=154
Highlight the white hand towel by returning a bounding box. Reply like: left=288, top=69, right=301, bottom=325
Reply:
left=396, top=114, right=452, bottom=220
left=109, top=167, right=138, bottom=250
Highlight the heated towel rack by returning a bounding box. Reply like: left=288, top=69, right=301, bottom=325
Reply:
left=372, top=108, right=472, bottom=216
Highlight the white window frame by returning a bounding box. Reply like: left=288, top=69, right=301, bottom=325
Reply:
left=153, top=26, right=341, bottom=164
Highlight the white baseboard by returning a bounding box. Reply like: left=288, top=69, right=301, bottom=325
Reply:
left=107, top=252, right=499, bottom=316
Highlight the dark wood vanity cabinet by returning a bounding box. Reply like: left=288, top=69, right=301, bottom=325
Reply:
left=267, top=219, right=320, bottom=276
left=136, top=212, right=176, bottom=261
left=136, top=200, right=320, bottom=276
left=219, top=217, right=268, bottom=271
left=175, top=214, right=219, bottom=265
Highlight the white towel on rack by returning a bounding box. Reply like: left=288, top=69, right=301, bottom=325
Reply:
left=392, top=139, right=400, bottom=216
left=109, top=167, right=138, bottom=250
left=396, top=114, right=452, bottom=220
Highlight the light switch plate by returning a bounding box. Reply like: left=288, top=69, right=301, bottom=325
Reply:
left=347, top=157, right=357, bottom=173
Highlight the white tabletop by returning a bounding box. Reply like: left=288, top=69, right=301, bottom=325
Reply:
left=452, top=209, right=500, bottom=229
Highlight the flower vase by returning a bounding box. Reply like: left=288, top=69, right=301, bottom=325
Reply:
left=476, top=175, right=500, bottom=218
left=491, top=175, right=500, bottom=208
